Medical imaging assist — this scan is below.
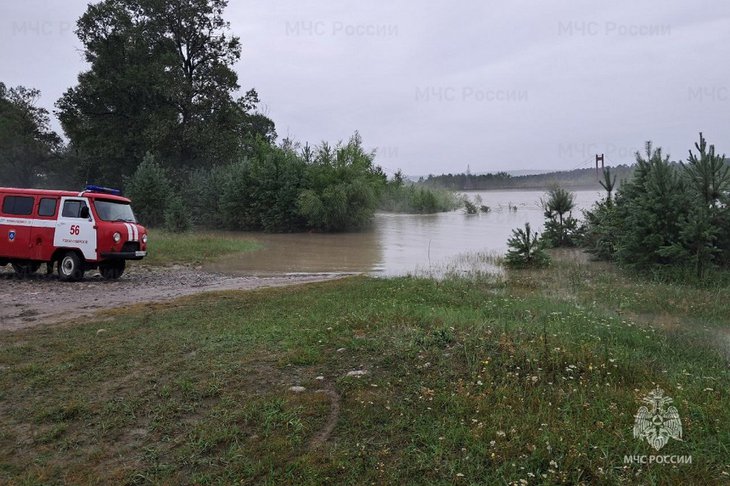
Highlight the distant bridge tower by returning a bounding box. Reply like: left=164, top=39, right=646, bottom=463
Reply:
left=595, top=153, right=605, bottom=174
left=465, top=164, right=473, bottom=190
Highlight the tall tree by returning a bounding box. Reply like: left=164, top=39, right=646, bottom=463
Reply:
left=0, top=83, right=62, bottom=187
left=56, top=0, right=275, bottom=186
left=614, top=142, right=689, bottom=268
left=679, top=133, right=730, bottom=277
left=682, top=132, right=730, bottom=209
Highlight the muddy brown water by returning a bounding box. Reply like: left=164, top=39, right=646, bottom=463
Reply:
left=206, top=189, right=602, bottom=277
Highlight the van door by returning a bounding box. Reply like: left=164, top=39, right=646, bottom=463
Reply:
left=53, top=197, right=97, bottom=261
left=31, top=197, right=59, bottom=261
left=0, top=194, right=36, bottom=259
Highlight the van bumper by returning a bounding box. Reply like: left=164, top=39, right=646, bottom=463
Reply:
left=100, top=251, right=147, bottom=261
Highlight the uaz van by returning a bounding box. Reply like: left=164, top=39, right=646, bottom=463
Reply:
left=0, top=185, right=147, bottom=281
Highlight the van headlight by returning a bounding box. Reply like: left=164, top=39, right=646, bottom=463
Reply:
left=142, top=234, right=148, bottom=244
left=113, top=232, right=121, bottom=243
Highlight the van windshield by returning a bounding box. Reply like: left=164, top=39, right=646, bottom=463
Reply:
left=94, top=199, right=137, bottom=223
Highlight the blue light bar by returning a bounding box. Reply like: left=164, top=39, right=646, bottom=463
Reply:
left=85, top=185, right=122, bottom=196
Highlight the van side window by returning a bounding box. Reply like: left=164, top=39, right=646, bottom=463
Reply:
left=2, top=196, right=34, bottom=216
left=38, top=198, right=58, bottom=217
left=62, top=200, right=88, bottom=218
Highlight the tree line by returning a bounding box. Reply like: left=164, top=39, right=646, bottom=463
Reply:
left=421, top=165, right=635, bottom=191
left=506, top=133, right=730, bottom=280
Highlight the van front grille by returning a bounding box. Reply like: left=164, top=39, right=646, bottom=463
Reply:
left=122, top=242, right=140, bottom=253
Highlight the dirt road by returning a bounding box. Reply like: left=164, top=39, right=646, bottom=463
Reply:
left=0, top=265, right=347, bottom=331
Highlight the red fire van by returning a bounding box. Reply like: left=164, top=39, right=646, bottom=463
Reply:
left=0, top=186, right=147, bottom=281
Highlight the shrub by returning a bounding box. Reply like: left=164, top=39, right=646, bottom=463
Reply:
left=379, top=181, right=460, bottom=213
left=297, top=134, right=385, bottom=231
left=219, top=143, right=307, bottom=232
left=164, top=195, right=191, bottom=233
left=505, top=222, right=550, bottom=268
left=582, top=199, right=618, bottom=260
left=463, top=198, right=478, bottom=214
left=183, top=165, right=228, bottom=228
left=125, top=153, right=171, bottom=227
left=541, top=185, right=582, bottom=247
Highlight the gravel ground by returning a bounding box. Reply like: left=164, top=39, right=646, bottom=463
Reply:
left=0, top=265, right=348, bottom=331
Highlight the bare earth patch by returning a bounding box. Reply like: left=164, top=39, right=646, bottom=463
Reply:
left=309, top=388, right=341, bottom=450
left=0, top=265, right=348, bottom=331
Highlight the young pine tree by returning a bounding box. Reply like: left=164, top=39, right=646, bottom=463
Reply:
left=599, top=167, right=618, bottom=204
left=541, top=185, right=582, bottom=247
left=614, top=142, right=689, bottom=268
left=505, top=222, right=550, bottom=268
left=679, top=133, right=730, bottom=277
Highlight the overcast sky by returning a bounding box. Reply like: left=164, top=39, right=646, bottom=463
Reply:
left=1, top=0, right=729, bottom=175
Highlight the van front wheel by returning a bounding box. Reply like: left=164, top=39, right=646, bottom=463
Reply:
left=58, top=252, right=84, bottom=282
left=99, top=260, right=125, bottom=280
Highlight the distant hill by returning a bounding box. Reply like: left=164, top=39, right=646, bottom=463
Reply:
left=503, top=169, right=553, bottom=177
left=418, top=165, right=635, bottom=191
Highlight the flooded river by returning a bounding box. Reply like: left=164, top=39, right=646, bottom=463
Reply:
left=205, top=189, right=602, bottom=277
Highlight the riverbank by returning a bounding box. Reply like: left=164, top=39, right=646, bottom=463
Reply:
left=0, top=265, right=346, bottom=331
left=1, top=259, right=729, bottom=484
left=0, top=230, right=292, bottom=330
left=141, top=230, right=263, bottom=266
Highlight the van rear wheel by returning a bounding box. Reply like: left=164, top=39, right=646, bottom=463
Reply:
left=58, top=252, right=84, bottom=282
left=12, top=261, right=40, bottom=277
left=99, top=260, right=125, bottom=280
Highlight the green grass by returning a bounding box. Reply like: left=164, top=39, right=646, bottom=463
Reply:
left=1, top=263, right=730, bottom=484
left=142, top=230, right=262, bottom=266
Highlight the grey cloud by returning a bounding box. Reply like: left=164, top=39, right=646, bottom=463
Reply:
left=1, top=0, right=728, bottom=175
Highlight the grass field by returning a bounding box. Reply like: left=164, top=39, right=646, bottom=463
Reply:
left=1, top=260, right=729, bottom=484
left=141, top=230, right=262, bottom=266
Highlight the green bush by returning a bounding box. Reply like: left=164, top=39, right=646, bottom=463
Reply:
left=125, top=153, right=171, bottom=227
left=219, top=147, right=307, bottom=232
left=183, top=165, right=228, bottom=228
left=297, top=134, right=385, bottom=231
left=463, top=198, right=478, bottom=214
left=164, top=195, right=191, bottom=233
left=379, top=173, right=460, bottom=214
left=541, top=185, right=582, bottom=247
left=505, top=222, right=550, bottom=268
left=582, top=199, right=618, bottom=260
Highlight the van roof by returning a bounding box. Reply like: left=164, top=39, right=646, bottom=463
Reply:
left=0, top=187, right=131, bottom=203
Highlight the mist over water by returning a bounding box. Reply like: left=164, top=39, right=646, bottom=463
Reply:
left=205, top=190, right=602, bottom=276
